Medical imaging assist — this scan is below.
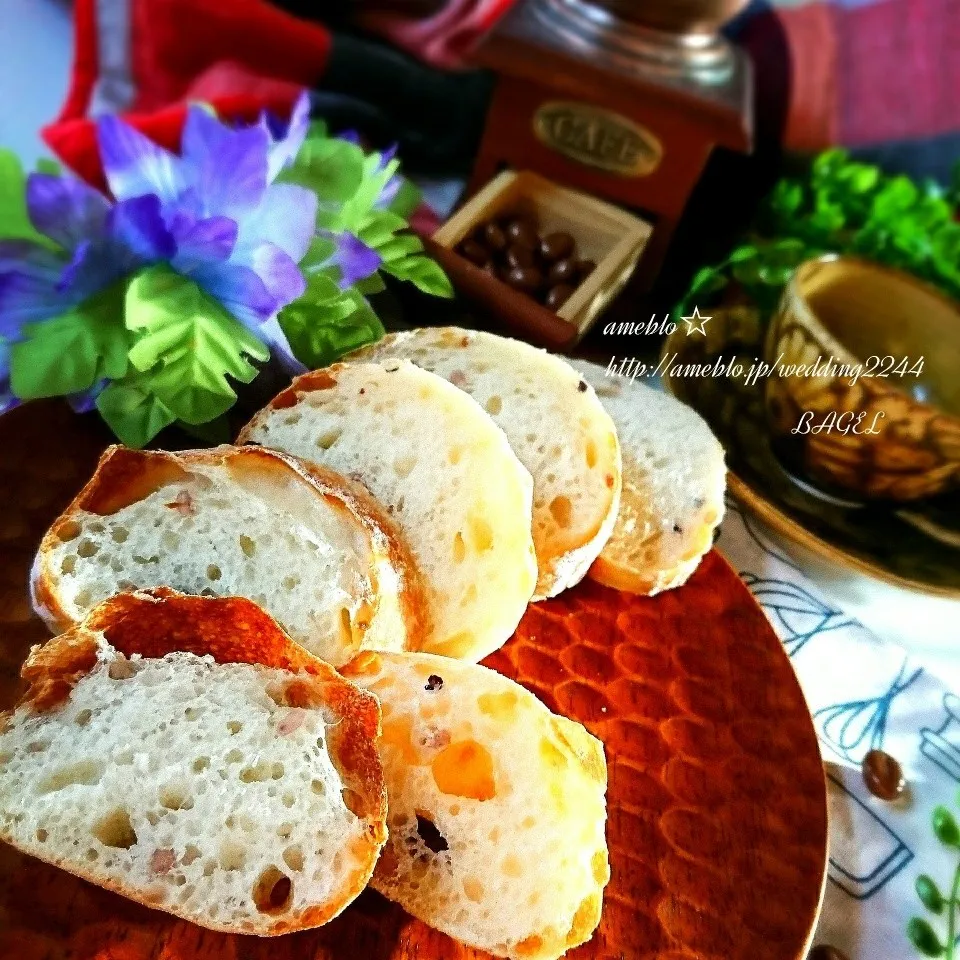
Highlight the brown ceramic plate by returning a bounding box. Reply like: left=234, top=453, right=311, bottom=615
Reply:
left=0, top=400, right=827, bottom=960
left=662, top=308, right=960, bottom=598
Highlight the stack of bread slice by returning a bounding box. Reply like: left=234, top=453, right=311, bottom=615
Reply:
left=2, top=327, right=726, bottom=959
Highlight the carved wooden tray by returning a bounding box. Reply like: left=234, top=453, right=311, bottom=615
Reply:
left=0, top=401, right=828, bottom=960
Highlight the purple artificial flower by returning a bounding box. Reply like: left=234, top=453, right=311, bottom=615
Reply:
left=0, top=176, right=173, bottom=339
left=329, top=233, right=381, bottom=290
left=0, top=177, right=172, bottom=410
left=94, top=92, right=317, bottom=365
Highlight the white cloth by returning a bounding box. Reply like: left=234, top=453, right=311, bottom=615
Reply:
left=718, top=499, right=960, bottom=959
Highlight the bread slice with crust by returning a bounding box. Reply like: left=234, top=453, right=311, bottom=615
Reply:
left=350, top=328, right=622, bottom=599
left=342, top=650, right=609, bottom=960
left=239, top=360, right=537, bottom=662
left=0, top=589, right=387, bottom=936
left=571, top=360, right=726, bottom=594
left=31, top=445, right=426, bottom=667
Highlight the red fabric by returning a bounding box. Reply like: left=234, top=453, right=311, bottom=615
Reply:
left=741, top=0, right=960, bottom=153
left=837, top=0, right=960, bottom=147
left=43, top=0, right=332, bottom=186
left=359, top=0, right=517, bottom=69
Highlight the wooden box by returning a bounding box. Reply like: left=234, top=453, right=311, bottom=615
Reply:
left=431, top=170, right=652, bottom=349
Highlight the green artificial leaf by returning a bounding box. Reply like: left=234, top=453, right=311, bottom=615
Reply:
left=357, top=209, right=409, bottom=249
left=334, top=153, right=400, bottom=234
left=383, top=253, right=454, bottom=297
left=279, top=288, right=385, bottom=369
left=387, top=178, right=422, bottom=219
left=0, top=149, right=57, bottom=246
left=355, top=272, right=386, bottom=296
left=378, top=232, right=424, bottom=263
left=300, top=265, right=344, bottom=305
left=96, top=370, right=176, bottom=449
left=125, top=266, right=268, bottom=425
left=10, top=281, right=130, bottom=399
left=932, top=806, right=960, bottom=847
left=280, top=137, right=366, bottom=205
left=35, top=157, right=61, bottom=176
left=728, top=245, right=758, bottom=263
left=915, top=875, right=945, bottom=914
left=906, top=917, right=945, bottom=957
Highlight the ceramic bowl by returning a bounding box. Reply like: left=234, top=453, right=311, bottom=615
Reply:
left=763, top=256, right=960, bottom=501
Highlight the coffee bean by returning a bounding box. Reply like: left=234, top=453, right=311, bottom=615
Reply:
left=544, top=283, right=575, bottom=310
left=576, top=258, right=596, bottom=280
left=548, top=257, right=578, bottom=285
left=505, top=266, right=543, bottom=293
left=458, top=238, right=489, bottom=267
left=506, top=244, right=535, bottom=269
left=504, top=219, right=538, bottom=251
left=539, top=231, right=575, bottom=263
left=862, top=749, right=905, bottom=801
left=808, top=945, right=849, bottom=960
left=482, top=222, right=507, bottom=253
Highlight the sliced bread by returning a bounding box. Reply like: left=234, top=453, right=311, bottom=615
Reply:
left=0, top=589, right=387, bottom=935
left=342, top=650, right=609, bottom=960
left=350, top=328, right=622, bottom=599
left=238, top=361, right=537, bottom=662
left=31, top=445, right=426, bottom=666
left=571, top=359, right=726, bottom=594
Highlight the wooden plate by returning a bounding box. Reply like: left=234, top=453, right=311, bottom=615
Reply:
left=0, top=401, right=828, bottom=960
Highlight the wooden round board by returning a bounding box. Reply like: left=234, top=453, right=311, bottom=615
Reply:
left=0, top=401, right=828, bottom=960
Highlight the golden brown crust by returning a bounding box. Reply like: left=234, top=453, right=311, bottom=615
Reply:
left=18, top=628, right=100, bottom=713
left=10, top=589, right=388, bottom=936
left=235, top=366, right=349, bottom=441
left=32, top=444, right=430, bottom=650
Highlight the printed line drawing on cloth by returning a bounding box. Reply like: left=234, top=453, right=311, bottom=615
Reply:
left=740, top=572, right=861, bottom=658
left=816, top=660, right=924, bottom=763
left=826, top=770, right=914, bottom=900
left=921, top=694, right=960, bottom=784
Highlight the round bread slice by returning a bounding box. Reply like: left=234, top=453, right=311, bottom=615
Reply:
left=350, top=328, right=622, bottom=599
left=571, top=359, right=726, bottom=595
left=238, top=360, right=537, bottom=662
left=31, top=445, right=426, bottom=667
left=0, top=589, right=387, bottom=936
left=342, top=650, right=609, bottom=960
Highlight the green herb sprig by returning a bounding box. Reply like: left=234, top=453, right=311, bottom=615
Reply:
left=908, top=800, right=960, bottom=957
left=677, top=150, right=960, bottom=319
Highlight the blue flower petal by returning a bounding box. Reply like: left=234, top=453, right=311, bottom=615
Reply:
left=236, top=183, right=316, bottom=263
left=265, top=92, right=311, bottom=182
left=188, top=260, right=277, bottom=328
left=332, top=233, right=381, bottom=289
left=67, top=378, right=106, bottom=413
left=97, top=115, right=185, bottom=203
left=25, top=174, right=109, bottom=248
left=0, top=339, right=18, bottom=414
left=0, top=242, right=69, bottom=335
left=171, top=214, right=238, bottom=273
left=106, top=195, right=176, bottom=263
left=238, top=241, right=306, bottom=306
left=182, top=107, right=269, bottom=217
